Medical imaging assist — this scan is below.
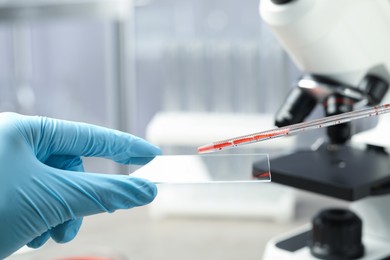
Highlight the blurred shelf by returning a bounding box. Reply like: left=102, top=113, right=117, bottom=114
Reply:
left=0, top=0, right=131, bottom=22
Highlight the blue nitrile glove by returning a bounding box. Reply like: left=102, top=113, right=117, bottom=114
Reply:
left=0, top=112, right=161, bottom=258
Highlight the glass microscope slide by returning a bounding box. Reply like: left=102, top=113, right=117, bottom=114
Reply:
left=129, top=153, right=270, bottom=184
left=198, top=103, right=390, bottom=153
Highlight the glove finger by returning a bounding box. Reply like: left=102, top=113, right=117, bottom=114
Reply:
left=44, top=155, right=85, bottom=243
left=49, top=218, right=82, bottom=243
left=25, top=219, right=82, bottom=247
left=22, top=115, right=161, bottom=164
left=26, top=231, right=50, bottom=249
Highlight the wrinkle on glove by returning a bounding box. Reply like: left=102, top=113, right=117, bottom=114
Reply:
left=0, top=112, right=161, bottom=259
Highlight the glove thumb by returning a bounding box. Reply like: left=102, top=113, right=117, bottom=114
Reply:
left=36, top=168, right=157, bottom=227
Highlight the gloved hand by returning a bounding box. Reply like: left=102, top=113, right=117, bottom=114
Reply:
left=0, top=112, right=161, bottom=258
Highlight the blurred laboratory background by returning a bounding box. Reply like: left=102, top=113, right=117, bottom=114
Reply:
left=1, top=0, right=347, bottom=259
left=0, top=0, right=299, bottom=135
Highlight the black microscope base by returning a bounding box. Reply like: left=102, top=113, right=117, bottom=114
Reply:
left=253, top=144, right=390, bottom=201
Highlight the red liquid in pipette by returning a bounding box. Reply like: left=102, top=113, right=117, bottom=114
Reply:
left=198, top=104, right=390, bottom=154
left=197, top=128, right=289, bottom=153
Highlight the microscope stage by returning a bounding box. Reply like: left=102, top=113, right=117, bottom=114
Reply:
left=253, top=144, right=390, bottom=201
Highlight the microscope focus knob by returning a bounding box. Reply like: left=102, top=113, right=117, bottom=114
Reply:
left=309, top=208, right=364, bottom=259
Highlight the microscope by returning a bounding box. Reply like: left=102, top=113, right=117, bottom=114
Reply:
left=253, top=0, right=390, bottom=259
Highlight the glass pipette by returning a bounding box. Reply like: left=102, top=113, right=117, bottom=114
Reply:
left=198, top=103, right=390, bottom=153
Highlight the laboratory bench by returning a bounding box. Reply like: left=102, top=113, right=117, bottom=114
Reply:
left=8, top=190, right=347, bottom=260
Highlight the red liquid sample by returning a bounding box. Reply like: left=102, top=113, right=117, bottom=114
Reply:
left=197, top=128, right=289, bottom=153
left=253, top=171, right=270, bottom=180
